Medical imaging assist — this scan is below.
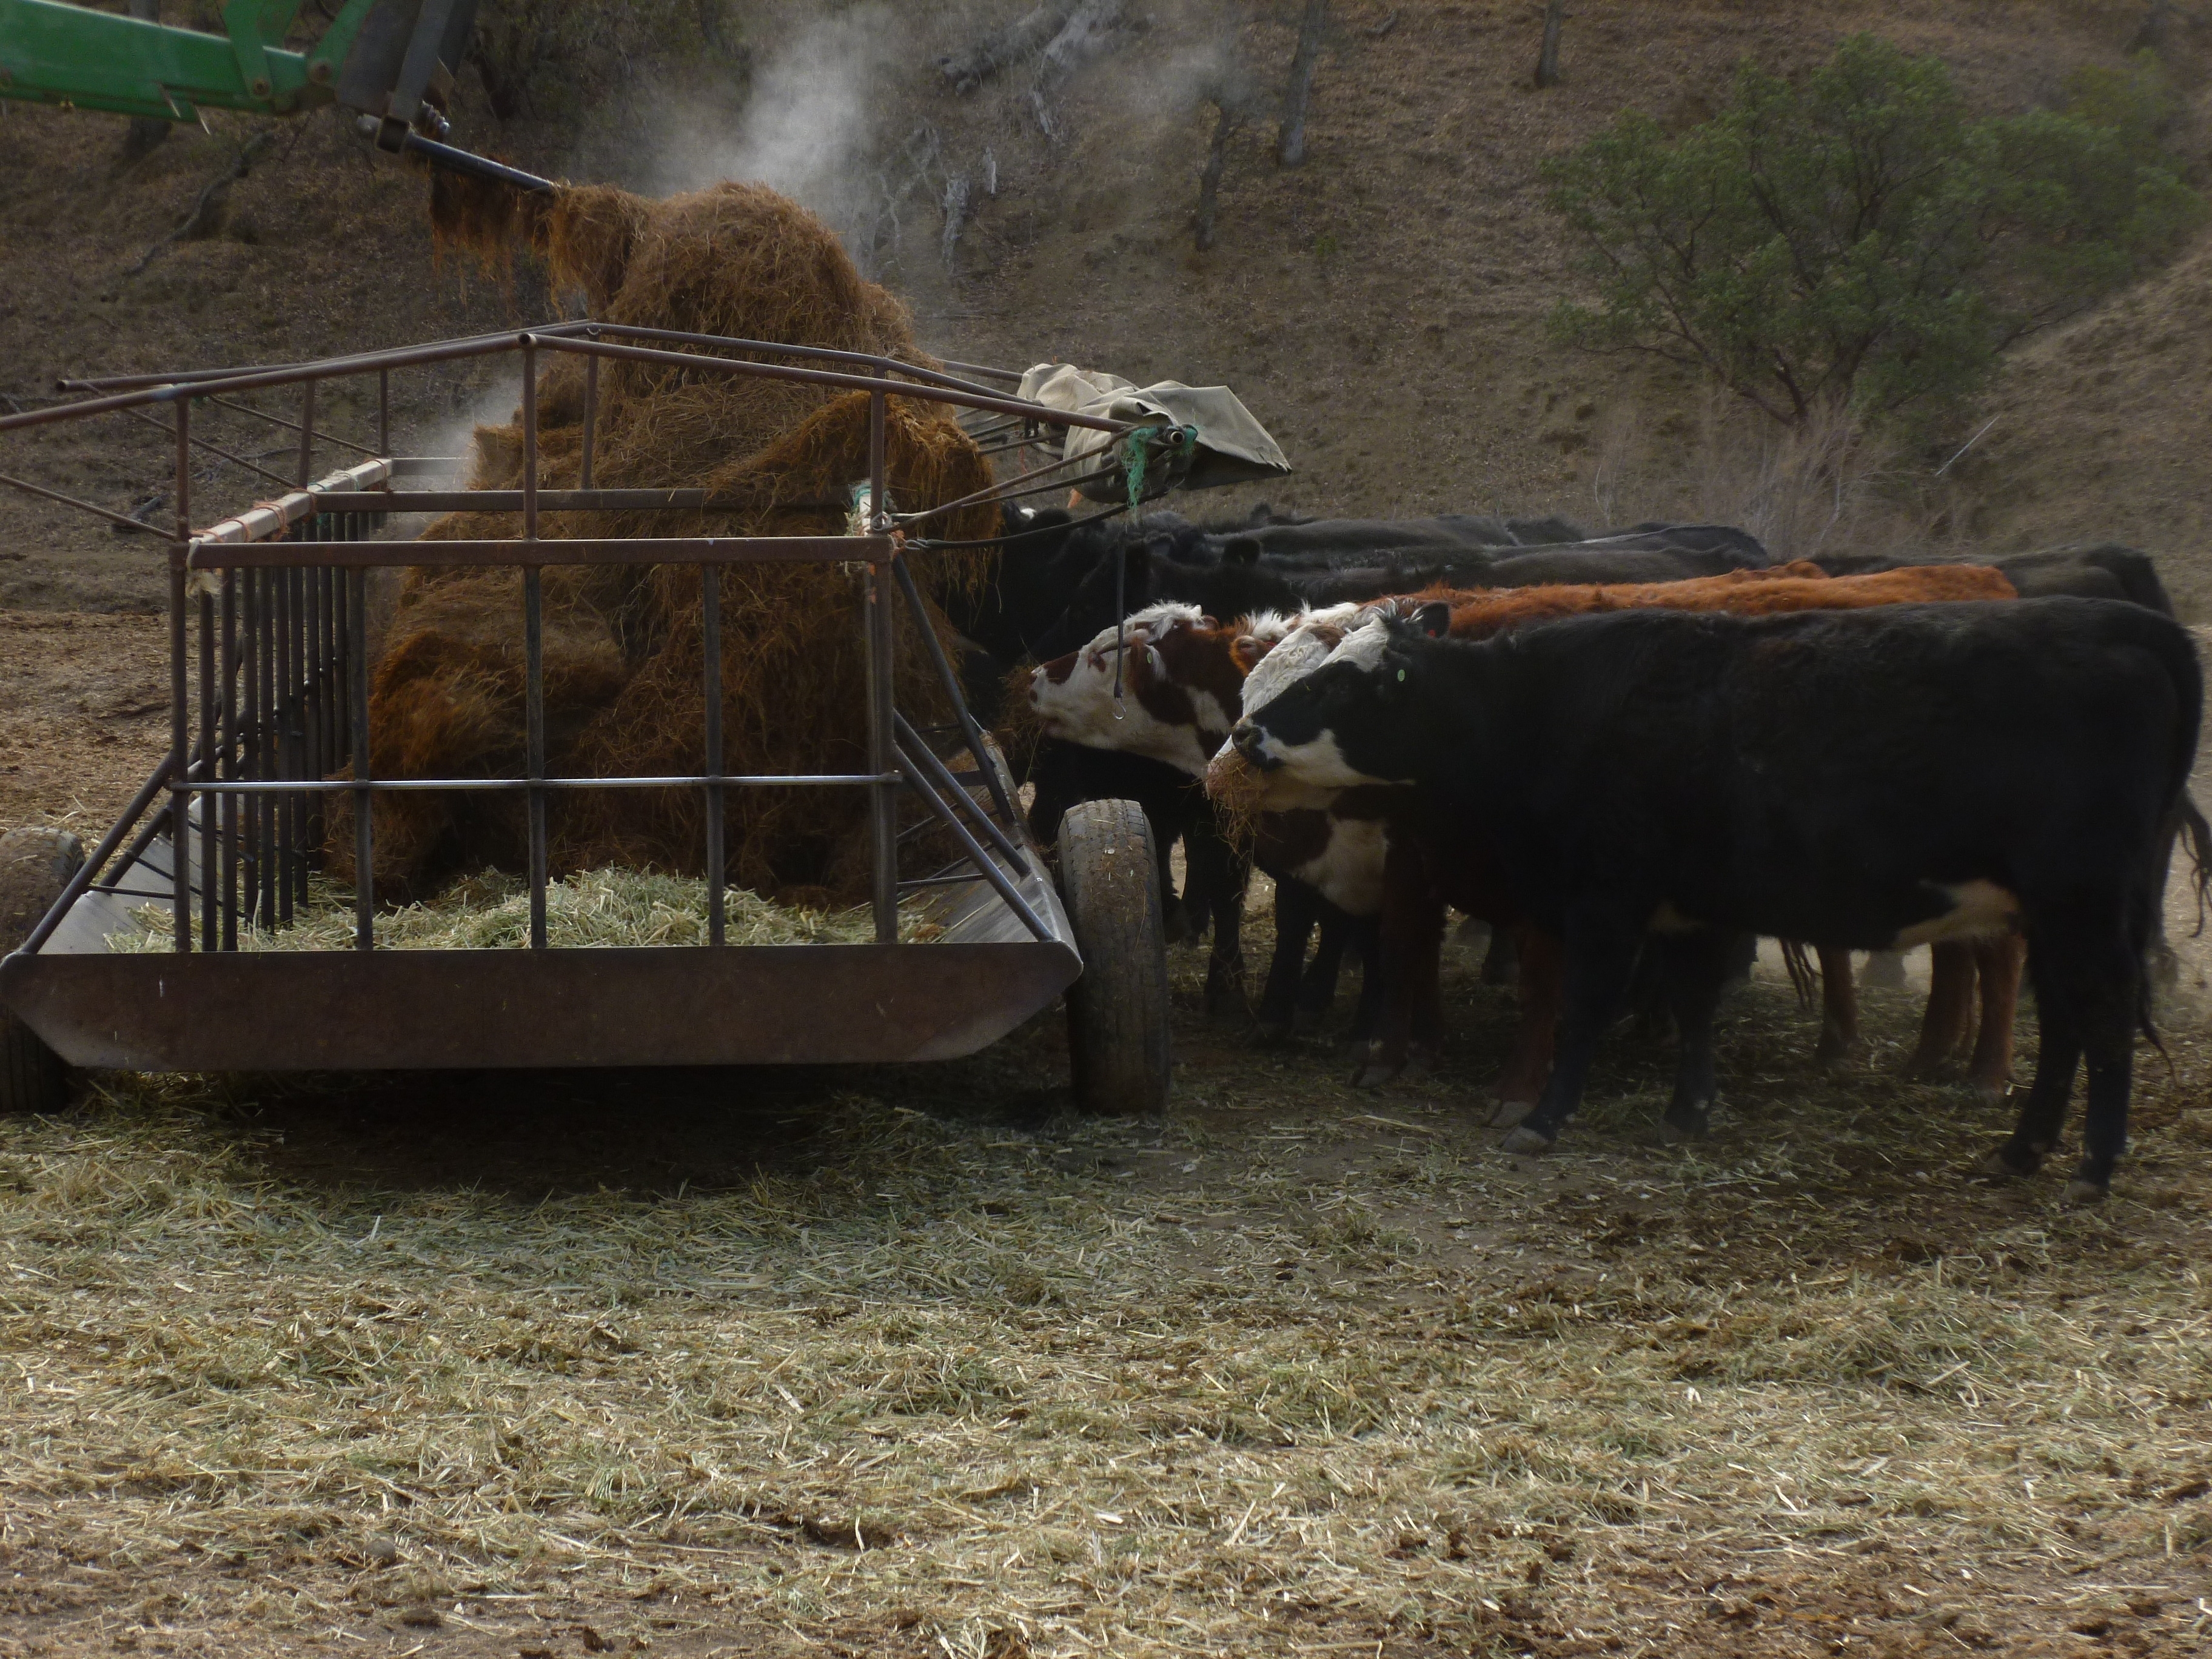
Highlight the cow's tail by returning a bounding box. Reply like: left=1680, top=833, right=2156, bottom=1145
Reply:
left=1778, top=939, right=1818, bottom=1010
left=2179, top=788, right=2212, bottom=939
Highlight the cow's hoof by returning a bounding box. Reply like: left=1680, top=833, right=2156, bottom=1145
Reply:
left=1203, top=987, right=1247, bottom=1019
left=2063, top=1176, right=2109, bottom=1205
left=1660, top=1103, right=1711, bottom=1144
left=1486, top=1098, right=1535, bottom=1129
left=1349, top=1060, right=1400, bottom=1090
left=1979, top=1142, right=2039, bottom=1181
left=1965, top=1078, right=2011, bottom=1106
left=1814, top=1034, right=1861, bottom=1069
left=1500, top=1125, right=1554, bottom=1156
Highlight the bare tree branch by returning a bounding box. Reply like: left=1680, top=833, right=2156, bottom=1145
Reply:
left=1278, top=0, right=1328, bottom=167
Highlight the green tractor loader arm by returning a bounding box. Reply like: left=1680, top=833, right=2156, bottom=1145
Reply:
left=0, top=0, right=549, bottom=187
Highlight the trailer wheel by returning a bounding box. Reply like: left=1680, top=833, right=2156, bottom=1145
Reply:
left=0, top=827, right=83, bottom=1115
left=1057, top=799, right=1171, bottom=1115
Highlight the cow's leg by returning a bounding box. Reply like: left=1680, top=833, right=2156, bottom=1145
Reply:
left=1353, top=837, right=1441, bottom=1087
left=1344, top=916, right=1386, bottom=1042
left=1296, top=905, right=1349, bottom=1032
left=1480, top=923, right=1518, bottom=986
left=1256, top=877, right=1321, bottom=1039
left=1904, top=943, right=1976, bottom=1077
left=1814, top=945, right=1859, bottom=1065
left=2020, top=916, right=2139, bottom=1202
left=1489, top=922, right=1562, bottom=1126
left=1159, top=826, right=1191, bottom=945
left=1987, top=933, right=2084, bottom=1183
left=1963, top=933, right=2025, bottom=1101
left=1188, top=811, right=1248, bottom=1016
left=1654, top=929, right=1743, bottom=1142
left=1501, top=913, right=1641, bottom=1155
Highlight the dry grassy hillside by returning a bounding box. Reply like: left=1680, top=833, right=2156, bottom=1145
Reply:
left=0, top=0, right=2204, bottom=621
left=1966, top=232, right=2212, bottom=615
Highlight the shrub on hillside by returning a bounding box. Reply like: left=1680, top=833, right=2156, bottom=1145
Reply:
left=1543, top=36, right=2202, bottom=429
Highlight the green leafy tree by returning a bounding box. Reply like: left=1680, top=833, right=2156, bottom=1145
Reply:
left=1543, top=36, right=2202, bottom=427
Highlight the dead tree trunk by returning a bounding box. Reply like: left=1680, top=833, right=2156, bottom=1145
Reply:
left=941, top=173, right=971, bottom=271
left=938, top=0, right=1079, bottom=93
left=1276, top=0, right=1327, bottom=168
left=1533, top=0, right=1568, bottom=89
left=1195, top=99, right=1243, bottom=250
left=118, top=0, right=172, bottom=167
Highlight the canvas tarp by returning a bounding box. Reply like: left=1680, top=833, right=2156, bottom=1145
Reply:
left=1016, top=363, right=1292, bottom=498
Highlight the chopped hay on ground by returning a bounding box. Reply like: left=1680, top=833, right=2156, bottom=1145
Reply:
left=10, top=917, right=2212, bottom=1657
left=107, top=866, right=939, bottom=953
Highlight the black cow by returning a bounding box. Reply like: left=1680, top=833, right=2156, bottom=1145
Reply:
left=1231, top=598, right=2204, bottom=1199
left=1023, top=522, right=1777, bottom=663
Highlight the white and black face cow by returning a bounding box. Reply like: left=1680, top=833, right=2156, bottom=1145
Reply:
left=1027, top=603, right=1293, bottom=777
left=1229, top=606, right=1452, bottom=792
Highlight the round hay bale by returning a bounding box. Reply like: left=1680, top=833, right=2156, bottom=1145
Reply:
left=347, top=179, right=1007, bottom=906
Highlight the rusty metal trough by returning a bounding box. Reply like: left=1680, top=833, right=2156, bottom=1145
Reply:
left=0, top=326, right=1161, bottom=1079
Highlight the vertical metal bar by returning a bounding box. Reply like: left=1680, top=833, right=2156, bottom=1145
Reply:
left=865, top=384, right=896, bottom=944
left=198, top=586, right=216, bottom=949
left=220, top=568, right=238, bottom=951
left=298, top=566, right=314, bottom=905
left=702, top=566, right=725, bottom=947
left=170, top=399, right=191, bottom=953
left=278, top=567, right=296, bottom=923
left=579, top=349, right=597, bottom=491
left=256, top=568, right=276, bottom=927
left=890, top=552, right=1021, bottom=836
left=377, top=366, right=390, bottom=459
left=349, top=568, right=373, bottom=950
left=299, top=531, right=323, bottom=867
left=297, top=378, right=316, bottom=488
left=522, top=337, right=547, bottom=949
left=240, top=569, right=260, bottom=928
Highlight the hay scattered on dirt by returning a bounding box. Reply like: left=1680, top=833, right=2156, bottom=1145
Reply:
left=5, top=930, right=2210, bottom=1656
left=107, top=866, right=938, bottom=952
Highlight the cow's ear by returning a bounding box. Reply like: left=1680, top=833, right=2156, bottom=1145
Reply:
left=1199, top=614, right=1219, bottom=630
left=1222, top=535, right=1261, bottom=566
left=1415, top=602, right=1452, bottom=638
left=1145, top=643, right=1167, bottom=678
left=1230, top=635, right=1265, bottom=672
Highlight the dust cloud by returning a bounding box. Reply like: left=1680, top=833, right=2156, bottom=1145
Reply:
left=646, top=5, right=910, bottom=236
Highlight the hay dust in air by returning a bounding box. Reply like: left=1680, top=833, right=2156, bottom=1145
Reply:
left=5, top=926, right=2212, bottom=1658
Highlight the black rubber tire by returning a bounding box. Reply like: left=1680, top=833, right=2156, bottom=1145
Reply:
left=1058, top=799, right=1172, bottom=1116
left=0, top=826, right=84, bottom=1115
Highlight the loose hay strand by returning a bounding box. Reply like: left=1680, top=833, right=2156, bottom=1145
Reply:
left=4, top=948, right=2210, bottom=1655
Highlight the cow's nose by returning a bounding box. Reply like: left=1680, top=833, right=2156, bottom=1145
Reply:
left=1230, top=722, right=1263, bottom=762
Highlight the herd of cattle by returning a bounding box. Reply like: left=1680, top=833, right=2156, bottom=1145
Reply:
left=939, top=505, right=2207, bottom=1202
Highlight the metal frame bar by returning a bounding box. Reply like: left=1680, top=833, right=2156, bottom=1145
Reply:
left=7, top=324, right=1109, bottom=964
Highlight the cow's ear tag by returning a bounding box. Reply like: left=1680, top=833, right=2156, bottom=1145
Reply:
left=1396, top=668, right=1406, bottom=682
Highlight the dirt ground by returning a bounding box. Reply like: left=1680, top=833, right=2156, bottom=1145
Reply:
left=2, top=918, right=2211, bottom=1659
